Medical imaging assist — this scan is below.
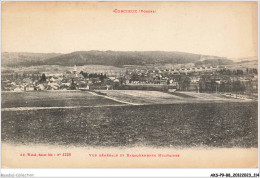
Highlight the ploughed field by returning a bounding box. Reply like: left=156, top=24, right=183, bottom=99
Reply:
left=1, top=90, right=258, bottom=148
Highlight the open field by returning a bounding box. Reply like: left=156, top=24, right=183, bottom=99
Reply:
left=96, top=90, right=182, bottom=104
left=2, top=90, right=257, bottom=148
left=2, top=102, right=257, bottom=148
left=2, top=91, right=122, bottom=108
left=2, top=90, right=250, bottom=109
left=95, top=90, right=252, bottom=105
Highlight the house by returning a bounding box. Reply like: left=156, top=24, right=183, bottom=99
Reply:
left=195, top=67, right=203, bottom=72
left=179, top=68, right=188, bottom=74
left=106, top=85, right=112, bottom=90
left=168, top=89, right=176, bottom=93
left=36, top=84, right=45, bottom=91
left=24, top=85, right=35, bottom=91
left=14, top=87, right=23, bottom=92
left=190, top=76, right=200, bottom=83
left=47, top=82, right=59, bottom=90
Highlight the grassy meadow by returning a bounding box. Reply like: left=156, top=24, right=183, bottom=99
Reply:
left=1, top=91, right=257, bottom=148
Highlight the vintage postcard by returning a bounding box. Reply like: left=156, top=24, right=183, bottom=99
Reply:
left=1, top=1, right=258, bottom=169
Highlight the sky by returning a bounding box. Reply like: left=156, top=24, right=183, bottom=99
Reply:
left=1, top=1, right=258, bottom=60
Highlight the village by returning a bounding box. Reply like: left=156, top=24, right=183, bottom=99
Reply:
left=1, top=64, right=258, bottom=98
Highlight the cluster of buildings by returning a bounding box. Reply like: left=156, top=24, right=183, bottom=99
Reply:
left=122, top=65, right=258, bottom=93
left=1, top=64, right=258, bottom=95
left=2, top=66, right=105, bottom=92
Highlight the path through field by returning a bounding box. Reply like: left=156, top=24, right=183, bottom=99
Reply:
left=1, top=104, right=128, bottom=111
left=88, top=91, right=139, bottom=105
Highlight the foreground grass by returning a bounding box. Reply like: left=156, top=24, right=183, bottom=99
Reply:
left=2, top=102, right=257, bottom=148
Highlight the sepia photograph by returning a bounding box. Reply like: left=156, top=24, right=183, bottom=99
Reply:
left=1, top=1, right=258, bottom=169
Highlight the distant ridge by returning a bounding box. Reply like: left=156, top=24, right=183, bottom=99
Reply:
left=2, top=52, right=62, bottom=67
left=2, top=51, right=233, bottom=67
